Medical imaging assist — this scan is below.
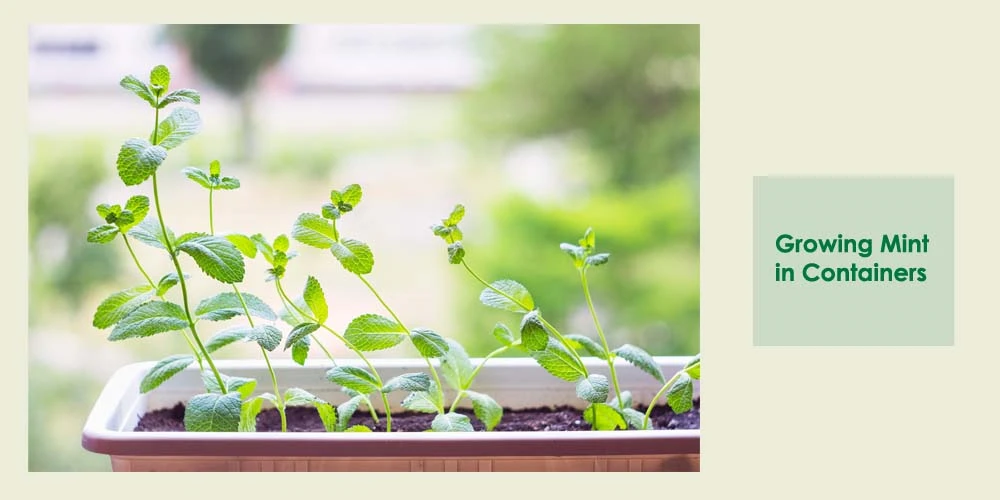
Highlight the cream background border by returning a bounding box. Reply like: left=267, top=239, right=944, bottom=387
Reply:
left=7, top=2, right=1000, bottom=497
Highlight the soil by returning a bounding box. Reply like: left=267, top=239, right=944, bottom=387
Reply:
left=134, top=398, right=700, bottom=432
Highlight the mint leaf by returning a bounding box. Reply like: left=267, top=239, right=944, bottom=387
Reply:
left=480, top=280, right=534, bottom=313
left=620, top=407, right=648, bottom=430
left=576, top=374, right=610, bottom=403
left=410, top=328, right=449, bottom=358
left=203, top=371, right=257, bottom=399
left=194, top=292, right=276, bottom=322
left=345, top=424, right=371, bottom=433
left=685, top=355, right=701, bottom=380
left=119, top=75, right=157, bottom=107
left=316, top=403, right=338, bottom=432
left=447, top=242, right=465, bottom=264
left=86, top=224, right=118, bottom=243
left=439, top=338, right=473, bottom=391
left=529, top=338, right=586, bottom=382
left=211, top=325, right=282, bottom=352
left=610, top=390, right=633, bottom=409
left=614, top=344, right=665, bottom=384
left=205, top=327, right=248, bottom=353
left=121, top=195, right=150, bottom=231
left=177, top=235, right=246, bottom=284
left=239, top=396, right=265, bottom=432
left=322, top=203, right=342, bottom=221
left=466, top=391, right=502, bottom=431
left=585, top=253, right=610, bottom=267
left=666, top=373, right=695, bottom=414
left=140, top=354, right=195, bottom=393
left=284, top=322, right=320, bottom=350
left=184, top=393, right=242, bottom=432
left=432, top=413, right=473, bottom=432
left=283, top=387, right=325, bottom=406
left=336, top=394, right=366, bottom=431
left=175, top=231, right=208, bottom=248
left=224, top=234, right=257, bottom=259
left=278, top=295, right=313, bottom=326
left=151, top=107, right=201, bottom=149
left=583, top=403, right=627, bottom=431
left=92, top=285, right=154, bottom=329
left=341, top=184, right=363, bottom=206
left=492, top=322, right=515, bottom=346
left=444, top=204, right=465, bottom=226
left=519, top=311, right=550, bottom=351
left=344, top=314, right=406, bottom=351
left=155, top=273, right=184, bottom=297
left=381, top=373, right=431, bottom=393
left=581, top=228, right=596, bottom=249
left=216, top=176, right=240, bottom=190
left=330, top=239, right=374, bottom=275
left=149, top=64, right=171, bottom=93
left=251, top=234, right=274, bottom=264
left=303, top=276, right=328, bottom=324
left=181, top=167, right=213, bottom=189
left=565, top=334, right=607, bottom=360
left=158, top=88, right=200, bottom=108
left=128, top=218, right=175, bottom=250
left=291, top=335, right=310, bottom=365
left=326, top=366, right=380, bottom=395
left=108, top=301, right=188, bottom=341
left=116, top=138, right=167, bottom=186
left=291, top=213, right=337, bottom=249
left=209, top=159, right=221, bottom=176
left=402, top=383, right=442, bottom=414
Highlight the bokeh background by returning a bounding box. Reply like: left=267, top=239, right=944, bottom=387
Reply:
left=28, top=24, right=699, bottom=471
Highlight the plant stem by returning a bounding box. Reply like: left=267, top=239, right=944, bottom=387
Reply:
left=273, top=287, right=338, bottom=365
left=460, top=258, right=589, bottom=374
left=120, top=233, right=204, bottom=370
left=208, top=188, right=215, bottom=236
left=580, top=269, right=624, bottom=408
left=642, top=365, right=695, bottom=431
left=447, top=344, right=512, bottom=413
left=275, top=278, right=393, bottom=430
left=356, top=274, right=446, bottom=414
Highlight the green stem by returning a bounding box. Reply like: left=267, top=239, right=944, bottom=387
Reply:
left=580, top=269, right=623, bottom=408
left=447, top=344, right=512, bottom=413
left=208, top=188, right=215, bottom=236
left=120, top=233, right=204, bottom=371
left=261, top=347, right=286, bottom=432
left=643, top=368, right=691, bottom=430
left=356, top=274, right=446, bottom=414
left=275, top=278, right=392, bottom=430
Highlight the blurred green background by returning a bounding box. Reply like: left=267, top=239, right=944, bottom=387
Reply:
left=28, top=24, right=699, bottom=471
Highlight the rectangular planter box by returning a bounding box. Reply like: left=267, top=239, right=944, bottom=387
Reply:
left=82, top=357, right=700, bottom=472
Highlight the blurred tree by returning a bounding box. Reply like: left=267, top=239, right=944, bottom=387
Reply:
left=466, top=25, right=700, bottom=188
left=165, top=24, right=292, bottom=164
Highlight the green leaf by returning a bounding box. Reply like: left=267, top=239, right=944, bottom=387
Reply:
left=430, top=224, right=451, bottom=239
left=402, top=382, right=442, bottom=413
left=284, top=323, right=320, bottom=350
left=116, top=138, right=167, bottom=186
left=344, top=314, right=406, bottom=351
left=181, top=167, right=213, bottom=189
left=239, top=396, right=265, bottom=432
left=581, top=227, right=596, bottom=249
left=149, top=64, right=171, bottom=93
left=224, top=234, right=257, bottom=259
left=128, top=218, right=175, bottom=250
left=381, top=373, right=431, bottom=393
left=273, top=234, right=290, bottom=253
left=315, top=403, right=338, bottom=432
left=337, top=394, right=366, bottom=431
left=480, top=280, right=534, bottom=313
left=583, top=403, right=627, bottom=431
left=158, top=88, right=200, bottom=108
left=291, top=335, right=310, bottom=365
left=184, top=393, right=242, bottom=432
left=560, top=243, right=585, bottom=264
left=410, top=328, right=450, bottom=358
left=529, top=338, right=586, bottom=382
left=432, top=413, right=473, bottom=432
left=278, top=295, right=313, bottom=326
left=610, top=390, right=633, bottom=409
left=303, top=276, right=328, bottom=324
left=447, top=242, right=465, bottom=264
left=491, top=322, right=515, bottom=346
left=119, top=75, right=157, bottom=107
left=330, top=239, right=374, bottom=275
left=666, top=373, right=695, bottom=414
left=684, top=355, right=701, bottom=380
left=321, top=203, right=341, bottom=220
left=291, top=213, right=337, bottom=249
left=216, top=176, right=240, bottom=190
left=283, top=387, right=325, bottom=406
left=209, top=159, right=221, bottom=176
left=151, top=107, right=201, bottom=149
left=108, top=301, right=188, bottom=341
left=140, top=355, right=195, bottom=393
left=203, top=372, right=257, bottom=399
left=585, top=253, right=610, bottom=267
left=519, top=311, right=550, bottom=351
left=205, top=328, right=248, bottom=353
left=194, top=292, right=276, bottom=322
left=614, top=344, right=665, bottom=384
left=466, top=391, right=502, bottom=431
left=154, top=273, right=185, bottom=297
left=345, top=424, right=372, bottom=433
left=341, top=184, right=362, bottom=206
left=176, top=235, right=246, bottom=284
left=174, top=231, right=207, bottom=248
left=576, top=374, right=610, bottom=403
left=439, top=338, right=474, bottom=391
left=326, top=366, right=380, bottom=395
left=86, top=224, right=119, bottom=244
left=250, top=234, right=274, bottom=264
left=565, top=334, right=607, bottom=360
left=444, top=204, right=465, bottom=226
left=621, top=408, right=648, bottom=430
left=92, top=285, right=155, bottom=328
left=122, top=196, right=150, bottom=231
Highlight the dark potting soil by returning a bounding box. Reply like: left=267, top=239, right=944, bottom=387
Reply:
left=133, top=398, right=700, bottom=432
